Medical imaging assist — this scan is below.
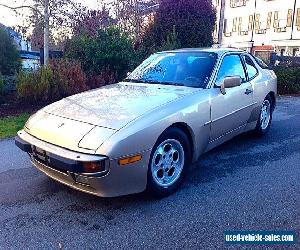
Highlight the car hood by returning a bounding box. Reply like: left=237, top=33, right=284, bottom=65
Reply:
left=24, top=111, right=116, bottom=152
left=43, top=82, right=196, bottom=130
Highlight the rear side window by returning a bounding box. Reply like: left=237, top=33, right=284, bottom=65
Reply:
left=216, top=54, right=246, bottom=85
left=253, top=56, right=269, bottom=69
left=242, top=55, right=258, bottom=80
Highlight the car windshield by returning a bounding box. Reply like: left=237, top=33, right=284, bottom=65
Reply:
left=125, top=52, right=217, bottom=88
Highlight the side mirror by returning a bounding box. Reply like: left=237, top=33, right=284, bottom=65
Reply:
left=220, top=76, right=242, bottom=95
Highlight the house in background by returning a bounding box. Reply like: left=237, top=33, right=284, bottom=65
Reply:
left=213, top=0, right=300, bottom=61
left=20, top=50, right=40, bottom=71
left=0, top=23, right=40, bottom=70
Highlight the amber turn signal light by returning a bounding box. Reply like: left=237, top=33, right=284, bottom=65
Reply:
left=82, top=161, right=104, bottom=173
left=118, top=154, right=142, bottom=166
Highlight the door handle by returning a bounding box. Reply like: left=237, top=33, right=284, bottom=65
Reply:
left=245, top=89, right=253, bottom=95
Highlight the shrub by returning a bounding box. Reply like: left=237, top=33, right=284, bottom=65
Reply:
left=50, top=59, right=88, bottom=97
left=0, top=74, right=4, bottom=95
left=0, top=28, right=21, bottom=75
left=64, top=26, right=137, bottom=82
left=1, top=75, right=17, bottom=93
left=17, top=70, right=37, bottom=101
left=157, top=26, right=181, bottom=52
left=0, top=74, right=4, bottom=103
left=17, top=59, right=88, bottom=102
left=17, top=67, right=52, bottom=102
left=87, top=68, right=117, bottom=89
left=273, top=66, right=300, bottom=95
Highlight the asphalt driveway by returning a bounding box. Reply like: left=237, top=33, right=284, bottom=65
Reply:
left=0, top=96, right=300, bottom=249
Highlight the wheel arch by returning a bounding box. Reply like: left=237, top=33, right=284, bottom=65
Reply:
left=162, top=122, right=195, bottom=162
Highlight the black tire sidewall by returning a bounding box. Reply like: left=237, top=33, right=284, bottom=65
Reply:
left=146, top=127, right=191, bottom=197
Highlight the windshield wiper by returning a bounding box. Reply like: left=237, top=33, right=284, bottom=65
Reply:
left=143, top=80, right=184, bottom=86
left=166, top=82, right=184, bottom=86
left=123, top=78, right=147, bottom=83
left=124, top=79, right=184, bottom=86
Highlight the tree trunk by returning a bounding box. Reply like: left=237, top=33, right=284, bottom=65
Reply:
left=44, top=0, right=49, bottom=65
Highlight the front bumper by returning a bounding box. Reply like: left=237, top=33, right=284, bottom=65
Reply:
left=15, top=130, right=150, bottom=197
left=15, top=134, right=108, bottom=176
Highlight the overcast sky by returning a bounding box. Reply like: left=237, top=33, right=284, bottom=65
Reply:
left=0, top=0, right=104, bottom=27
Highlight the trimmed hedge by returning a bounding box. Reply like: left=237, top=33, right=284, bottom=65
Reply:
left=274, top=66, right=300, bottom=95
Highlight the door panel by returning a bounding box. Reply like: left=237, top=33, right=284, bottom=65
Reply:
left=209, top=53, right=254, bottom=141
left=209, top=82, right=254, bottom=141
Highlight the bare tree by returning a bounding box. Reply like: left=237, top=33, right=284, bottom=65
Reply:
left=0, top=0, right=86, bottom=65
left=44, top=0, right=49, bottom=65
left=72, top=7, right=113, bottom=37
left=112, top=0, right=158, bottom=43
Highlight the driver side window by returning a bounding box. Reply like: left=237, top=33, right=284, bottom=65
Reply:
left=216, top=54, right=246, bottom=86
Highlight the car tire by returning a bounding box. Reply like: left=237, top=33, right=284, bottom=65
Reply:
left=253, top=95, right=273, bottom=136
left=146, top=127, right=191, bottom=197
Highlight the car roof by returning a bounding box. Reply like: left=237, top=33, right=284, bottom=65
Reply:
left=160, top=47, right=245, bottom=56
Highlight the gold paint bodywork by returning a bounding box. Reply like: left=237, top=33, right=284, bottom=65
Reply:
left=17, top=48, right=277, bottom=197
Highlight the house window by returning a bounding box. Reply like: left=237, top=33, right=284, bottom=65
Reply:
left=296, top=8, right=300, bottom=28
left=232, top=17, right=238, bottom=32
left=273, top=11, right=279, bottom=28
left=255, top=14, right=261, bottom=30
left=230, top=0, right=246, bottom=8
left=224, top=19, right=232, bottom=37
left=224, top=19, right=228, bottom=33
left=266, top=12, right=272, bottom=29
left=248, top=15, right=254, bottom=31
left=238, top=17, right=242, bottom=33
left=287, top=9, right=293, bottom=27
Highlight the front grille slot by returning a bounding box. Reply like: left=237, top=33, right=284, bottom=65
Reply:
left=31, top=153, right=69, bottom=174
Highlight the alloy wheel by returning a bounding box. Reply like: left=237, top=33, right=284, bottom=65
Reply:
left=151, top=139, right=185, bottom=188
left=260, top=99, right=271, bottom=130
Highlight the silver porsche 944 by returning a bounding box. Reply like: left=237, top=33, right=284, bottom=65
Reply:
left=15, top=48, right=277, bottom=197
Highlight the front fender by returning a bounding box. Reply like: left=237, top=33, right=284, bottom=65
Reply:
left=97, top=90, right=212, bottom=163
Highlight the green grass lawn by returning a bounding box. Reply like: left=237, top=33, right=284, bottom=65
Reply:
left=0, top=113, right=30, bottom=139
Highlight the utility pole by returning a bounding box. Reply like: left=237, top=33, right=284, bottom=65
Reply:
left=250, top=0, right=257, bottom=54
left=44, top=0, right=49, bottom=66
left=217, top=0, right=225, bottom=45
left=134, top=0, right=141, bottom=44
left=290, top=0, right=297, bottom=40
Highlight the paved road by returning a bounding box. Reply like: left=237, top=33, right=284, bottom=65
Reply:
left=0, top=96, right=300, bottom=249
